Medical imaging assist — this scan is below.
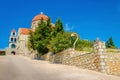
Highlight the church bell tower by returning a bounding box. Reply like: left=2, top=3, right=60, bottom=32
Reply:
left=6, top=29, right=17, bottom=55
left=8, top=30, right=17, bottom=49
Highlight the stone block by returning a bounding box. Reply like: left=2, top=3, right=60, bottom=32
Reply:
left=100, top=55, right=105, bottom=58
left=100, top=62, right=105, bottom=65
left=102, top=46, right=106, bottom=49
left=101, top=69, right=106, bottom=73
left=99, top=49, right=103, bottom=52
left=100, top=66, right=105, bottom=70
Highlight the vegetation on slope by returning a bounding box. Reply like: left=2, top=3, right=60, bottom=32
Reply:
left=28, top=17, right=95, bottom=55
left=106, top=37, right=117, bottom=49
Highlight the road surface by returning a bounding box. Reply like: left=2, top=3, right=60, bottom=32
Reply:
left=0, top=55, right=120, bottom=80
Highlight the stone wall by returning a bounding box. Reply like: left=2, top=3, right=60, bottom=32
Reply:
left=94, top=39, right=120, bottom=75
left=5, top=48, right=17, bottom=55
left=17, top=34, right=30, bottom=56
left=63, top=52, right=100, bottom=71
left=40, top=52, right=52, bottom=61
left=48, top=48, right=100, bottom=71
left=107, top=52, right=120, bottom=75
left=45, top=38, right=120, bottom=76
left=94, top=39, right=109, bottom=73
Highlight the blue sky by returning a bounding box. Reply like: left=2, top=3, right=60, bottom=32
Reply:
left=0, top=0, right=120, bottom=49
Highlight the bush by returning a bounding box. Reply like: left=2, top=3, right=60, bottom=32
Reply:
left=0, top=52, right=5, bottom=55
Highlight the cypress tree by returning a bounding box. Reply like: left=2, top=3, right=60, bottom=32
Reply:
left=54, top=18, right=64, bottom=35
left=106, top=37, right=117, bottom=49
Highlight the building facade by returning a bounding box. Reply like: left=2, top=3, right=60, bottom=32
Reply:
left=17, top=28, right=30, bottom=56
left=6, top=30, right=17, bottom=55
left=6, top=12, right=50, bottom=56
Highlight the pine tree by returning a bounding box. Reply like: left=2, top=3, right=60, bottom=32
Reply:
left=54, top=18, right=64, bottom=36
left=106, top=37, right=117, bottom=49
left=31, top=19, right=52, bottom=55
left=49, top=32, right=72, bottom=53
left=28, top=30, right=35, bottom=50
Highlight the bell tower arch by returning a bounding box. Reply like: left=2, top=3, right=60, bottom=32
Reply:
left=6, top=29, right=17, bottom=55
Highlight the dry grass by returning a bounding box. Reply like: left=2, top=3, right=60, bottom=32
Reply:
left=106, top=49, right=120, bottom=53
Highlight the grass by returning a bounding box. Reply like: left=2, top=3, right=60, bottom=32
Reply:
left=106, top=49, right=120, bottom=53
left=76, top=47, right=94, bottom=53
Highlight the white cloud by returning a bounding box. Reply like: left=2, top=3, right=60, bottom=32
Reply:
left=64, top=23, right=74, bottom=31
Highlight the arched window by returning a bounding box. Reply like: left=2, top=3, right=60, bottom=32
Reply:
left=14, top=38, right=16, bottom=42
left=13, top=32, right=15, bottom=36
left=11, top=44, right=16, bottom=48
left=11, top=38, right=13, bottom=42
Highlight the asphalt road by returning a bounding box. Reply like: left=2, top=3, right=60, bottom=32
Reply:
left=0, top=55, right=59, bottom=80
left=0, top=55, right=120, bottom=80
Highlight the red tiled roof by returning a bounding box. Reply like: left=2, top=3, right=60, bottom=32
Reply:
left=11, top=29, right=16, bottom=32
left=32, top=12, right=49, bottom=22
left=19, top=28, right=30, bottom=35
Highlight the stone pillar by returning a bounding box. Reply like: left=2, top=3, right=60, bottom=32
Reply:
left=94, top=38, right=109, bottom=73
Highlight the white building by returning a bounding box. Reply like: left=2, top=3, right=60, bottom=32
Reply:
left=6, top=12, right=52, bottom=56
left=6, top=29, right=17, bottom=55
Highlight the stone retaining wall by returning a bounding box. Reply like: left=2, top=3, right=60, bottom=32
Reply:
left=63, top=52, right=100, bottom=71
left=48, top=48, right=100, bottom=71
left=44, top=39, right=120, bottom=76
left=107, top=52, right=120, bottom=75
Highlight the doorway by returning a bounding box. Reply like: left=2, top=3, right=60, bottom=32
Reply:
left=11, top=51, right=16, bottom=55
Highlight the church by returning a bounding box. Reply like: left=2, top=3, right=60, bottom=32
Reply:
left=6, top=12, right=52, bottom=56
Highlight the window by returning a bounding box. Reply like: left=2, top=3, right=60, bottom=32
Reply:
left=11, top=38, right=13, bottom=42
left=12, top=32, right=15, bottom=36
left=11, top=44, right=16, bottom=48
left=14, top=38, right=16, bottom=43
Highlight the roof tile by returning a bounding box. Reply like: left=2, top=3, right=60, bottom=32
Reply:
left=19, top=28, right=30, bottom=35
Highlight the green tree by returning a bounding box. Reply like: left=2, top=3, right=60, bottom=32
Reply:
left=28, top=16, right=94, bottom=55
left=106, top=37, right=117, bottom=49
left=49, top=32, right=72, bottom=53
left=32, top=19, right=52, bottom=55
left=54, top=18, right=64, bottom=36
left=28, top=30, right=35, bottom=50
